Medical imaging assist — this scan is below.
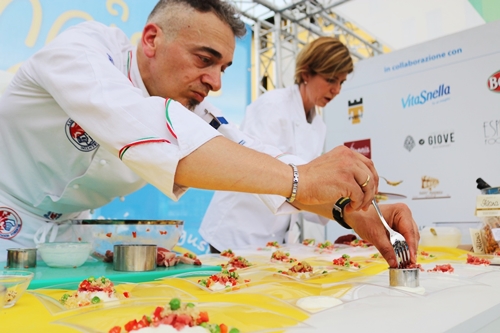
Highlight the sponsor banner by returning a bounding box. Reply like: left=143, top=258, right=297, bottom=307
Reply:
left=344, top=138, right=371, bottom=159
left=487, top=70, right=500, bottom=93
left=348, top=98, right=363, bottom=124
left=483, top=119, right=500, bottom=145
left=404, top=130, right=455, bottom=152
left=324, top=20, right=500, bottom=236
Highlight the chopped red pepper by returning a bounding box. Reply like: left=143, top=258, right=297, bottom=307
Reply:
left=108, top=326, right=121, bottom=333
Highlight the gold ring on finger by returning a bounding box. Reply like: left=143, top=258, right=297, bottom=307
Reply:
left=360, top=175, right=370, bottom=188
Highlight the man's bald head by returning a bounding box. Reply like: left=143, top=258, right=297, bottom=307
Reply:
left=147, top=0, right=246, bottom=41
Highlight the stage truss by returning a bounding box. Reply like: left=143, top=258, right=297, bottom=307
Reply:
left=232, top=0, right=388, bottom=97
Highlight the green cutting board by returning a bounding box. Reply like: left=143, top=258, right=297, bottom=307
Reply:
left=1, top=260, right=221, bottom=289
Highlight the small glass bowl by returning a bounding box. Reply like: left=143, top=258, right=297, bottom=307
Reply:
left=37, top=242, right=92, bottom=268
left=0, top=270, right=34, bottom=308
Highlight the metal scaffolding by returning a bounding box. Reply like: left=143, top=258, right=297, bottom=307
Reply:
left=232, top=0, right=387, bottom=97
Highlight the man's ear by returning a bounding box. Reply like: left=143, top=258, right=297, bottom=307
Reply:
left=141, top=23, right=161, bottom=58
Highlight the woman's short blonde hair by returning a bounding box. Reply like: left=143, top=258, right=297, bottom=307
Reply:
left=294, top=36, right=353, bottom=84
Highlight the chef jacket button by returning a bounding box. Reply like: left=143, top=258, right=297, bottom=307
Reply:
left=73, top=184, right=80, bottom=189
left=119, top=196, right=125, bottom=202
left=100, top=159, right=107, bottom=165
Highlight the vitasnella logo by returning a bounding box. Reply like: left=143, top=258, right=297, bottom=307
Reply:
left=401, top=84, right=451, bottom=109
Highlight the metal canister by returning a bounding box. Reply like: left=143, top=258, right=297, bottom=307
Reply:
left=389, top=268, right=419, bottom=287
left=113, top=244, right=156, bottom=272
left=6, top=248, right=37, bottom=268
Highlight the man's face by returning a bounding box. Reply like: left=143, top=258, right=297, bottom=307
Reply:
left=146, top=11, right=235, bottom=109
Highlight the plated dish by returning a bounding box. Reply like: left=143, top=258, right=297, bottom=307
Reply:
left=54, top=300, right=310, bottom=333
left=107, top=298, right=240, bottom=333
left=29, top=277, right=196, bottom=315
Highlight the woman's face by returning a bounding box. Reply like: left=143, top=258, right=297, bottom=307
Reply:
left=303, top=72, right=348, bottom=107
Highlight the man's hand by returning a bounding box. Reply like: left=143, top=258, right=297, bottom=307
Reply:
left=296, top=146, right=379, bottom=210
left=346, top=203, right=420, bottom=268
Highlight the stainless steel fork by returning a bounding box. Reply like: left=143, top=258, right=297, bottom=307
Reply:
left=371, top=199, right=411, bottom=268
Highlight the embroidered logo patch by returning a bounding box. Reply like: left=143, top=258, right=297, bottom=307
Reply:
left=43, top=211, right=62, bottom=220
left=0, top=207, right=22, bottom=240
left=65, top=119, right=99, bottom=152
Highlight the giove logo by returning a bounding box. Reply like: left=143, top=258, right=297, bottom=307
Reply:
left=401, top=84, right=450, bottom=109
left=487, top=71, right=500, bottom=93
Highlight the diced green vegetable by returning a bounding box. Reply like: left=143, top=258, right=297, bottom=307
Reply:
left=60, top=293, right=70, bottom=302
left=169, top=298, right=181, bottom=310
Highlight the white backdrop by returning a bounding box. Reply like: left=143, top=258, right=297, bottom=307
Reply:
left=324, top=20, right=500, bottom=241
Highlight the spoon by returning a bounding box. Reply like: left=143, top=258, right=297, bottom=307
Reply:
left=381, top=177, right=403, bottom=186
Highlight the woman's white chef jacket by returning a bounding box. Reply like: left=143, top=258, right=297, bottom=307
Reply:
left=0, top=21, right=303, bottom=252
left=200, top=85, right=331, bottom=251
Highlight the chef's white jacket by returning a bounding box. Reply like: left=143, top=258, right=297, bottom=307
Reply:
left=0, top=21, right=302, bottom=251
left=200, top=85, right=331, bottom=251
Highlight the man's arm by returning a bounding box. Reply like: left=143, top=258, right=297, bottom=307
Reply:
left=175, top=136, right=378, bottom=210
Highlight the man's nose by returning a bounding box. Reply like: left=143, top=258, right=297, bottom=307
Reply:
left=201, top=69, right=222, bottom=92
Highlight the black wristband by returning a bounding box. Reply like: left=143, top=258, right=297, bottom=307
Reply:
left=332, top=197, right=352, bottom=229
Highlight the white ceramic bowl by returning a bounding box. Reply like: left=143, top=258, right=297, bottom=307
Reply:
left=37, top=242, right=92, bottom=268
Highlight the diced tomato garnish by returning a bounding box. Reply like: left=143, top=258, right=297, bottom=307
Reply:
left=427, top=264, right=454, bottom=273
left=466, top=254, right=490, bottom=265
left=132, top=231, right=137, bottom=238
left=106, top=232, right=112, bottom=237
left=198, top=311, right=209, bottom=324
left=220, top=323, right=228, bottom=333
left=123, top=291, right=130, bottom=298
left=108, top=326, right=121, bottom=333
left=153, top=306, right=164, bottom=319
left=137, top=315, right=150, bottom=328
left=124, top=319, right=138, bottom=332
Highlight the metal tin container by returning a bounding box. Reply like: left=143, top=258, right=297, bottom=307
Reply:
left=389, top=268, right=419, bottom=287
left=6, top=248, right=37, bottom=268
left=113, top=244, right=157, bottom=272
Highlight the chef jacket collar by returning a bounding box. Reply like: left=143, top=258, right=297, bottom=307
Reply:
left=292, top=84, right=320, bottom=123
left=128, top=48, right=150, bottom=98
